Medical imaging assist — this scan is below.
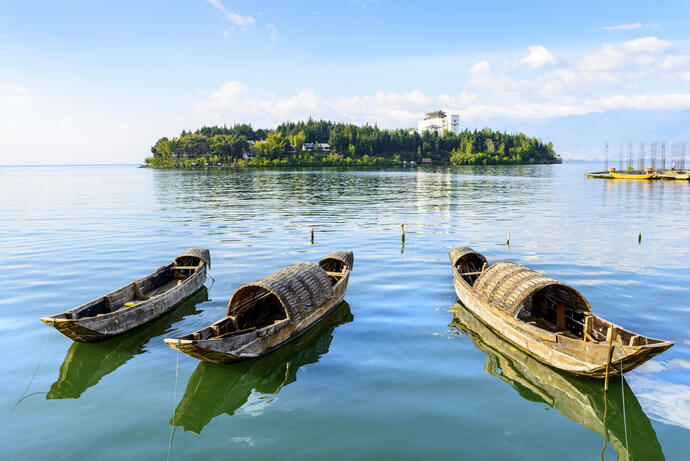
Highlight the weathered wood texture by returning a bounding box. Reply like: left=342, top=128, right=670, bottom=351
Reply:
left=450, top=302, right=664, bottom=460
left=165, top=251, right=353, bottom=364
left=40, top=248, right=209, bottom=342
left=449, top=247, right=672, bottom=378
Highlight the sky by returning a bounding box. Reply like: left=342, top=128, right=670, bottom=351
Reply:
left=2, top=0, right=690, bottom=164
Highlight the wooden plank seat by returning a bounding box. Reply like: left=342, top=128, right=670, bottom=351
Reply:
left=171, top=266, right=200, bottom=271
left=214, top=327, right=256, bottom=339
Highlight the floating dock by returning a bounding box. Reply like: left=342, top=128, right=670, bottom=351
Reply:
left=586, top=170, right=690, bottom=180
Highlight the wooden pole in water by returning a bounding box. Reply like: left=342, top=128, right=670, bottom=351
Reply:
left=401, top=224, right=405, bottom=244
left=638, top=232, right=641, bottom=244
left=311, top=228, right=314, bottom=245
left=604, top=326, right=616, bottom=392
left=506, top=232, right=511, bottom=245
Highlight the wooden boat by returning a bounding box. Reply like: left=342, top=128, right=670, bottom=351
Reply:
left=165, top=251, right=353, bottom=364
left=450, top=302, right=664, bottom=460
left=47, top=287, right=207, bottom=399
left=610, top=171, right=654, bottom=180
left=40, top=249, right=210, bottom=343
left=449, top=247, right=672, bottom=377
left=171, top=302, right=353, bottom=433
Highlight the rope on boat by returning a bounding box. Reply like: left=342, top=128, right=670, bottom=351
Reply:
left=4, top=330, right=52, bottom=418
left=621, top=356, right=629, bottom=457
left=207, top=272, right=215, bottom=290
left=599, top=393, right=608, bottom=460
left=166, top=347, right=180, bottom=461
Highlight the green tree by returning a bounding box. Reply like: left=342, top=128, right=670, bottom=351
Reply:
left=293, top=131, right=306, bottom=152
left=256, top=132, right=288, bottom=158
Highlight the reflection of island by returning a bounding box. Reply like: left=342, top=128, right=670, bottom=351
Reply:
left=47, top=287, right=208, bottom=399
left=450, top=303, right=664, bottom=461
left=172, top=302, right=353, bottom=434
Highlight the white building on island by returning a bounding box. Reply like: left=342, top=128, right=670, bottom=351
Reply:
left=417, top=110, right=460, bottom=135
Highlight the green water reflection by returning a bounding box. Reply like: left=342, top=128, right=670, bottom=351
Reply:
left=47, top=287, right=208, bottom=399
left=171, top=302, right=353, bottom=434
left=450, top=302, right=664, bottom=461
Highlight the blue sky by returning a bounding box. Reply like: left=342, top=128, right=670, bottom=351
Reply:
left=2, top=0, right=690, bottom=163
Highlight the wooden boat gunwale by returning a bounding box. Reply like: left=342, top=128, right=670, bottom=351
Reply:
left=449, top=247, right=672, bottom=377
left=40, top=248, right=210, bottom=342
left=165, top=251, right=353, bottom=364
left=449, top=301, right=665, bottom=460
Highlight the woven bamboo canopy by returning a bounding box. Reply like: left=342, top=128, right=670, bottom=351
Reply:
left=180, top=248, right=211, bottom=269
left=226, top=262, right=334, bottom=319
left=449, top=247, right=487, bottom=270
left=319, top=251, right=354, bottom=270
left=472, top=261, right=591, bottom=314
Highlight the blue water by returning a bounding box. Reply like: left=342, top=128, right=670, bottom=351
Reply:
left=0, top=163, right=688, bottom=460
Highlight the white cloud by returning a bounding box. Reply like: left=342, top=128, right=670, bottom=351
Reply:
left=0, top=84, right=34, bottom=106
left=193, top=82, right=481, bottom=127
left=603, top=22, right=643, bottom=31
left=193, top=78, right=690, bottom=128
left=622, top=36, right=670, bottom=53
left=579, top=36, right=671, bottom=71
left=266, top=24, right=278, bottom=41
left=206, top=0, right=254, bottom=30
left=628, top=373, right=690, bottom=430
left=662, top=55, right=690, bottom=70
left=520, top=45, right=558, bottom=69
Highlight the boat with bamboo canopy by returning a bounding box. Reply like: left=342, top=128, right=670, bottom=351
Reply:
left=449, top=247, right=672, bottom=378
left=165, top=251, right=353, bottom=364
left=40, top=249, right=210, bottom=342
left=171, top=302, right=353, bottom=433
left=450, top=302, right=665, bottom=460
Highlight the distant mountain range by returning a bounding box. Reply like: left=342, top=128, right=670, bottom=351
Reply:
left=464, top=109, right=690, bottom=161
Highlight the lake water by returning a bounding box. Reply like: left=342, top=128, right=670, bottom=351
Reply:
left=1, top=163, right=689, bottom=460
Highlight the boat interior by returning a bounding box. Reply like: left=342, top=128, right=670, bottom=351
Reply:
left=56, top=254, right=204, bottom=320
left=182, top=285, right=289, bottom=341
left=318, top=257, right=348, bottom=286
left=182, top=258, right=349, bottom=342
left=454, top=252, right=661, bottom=346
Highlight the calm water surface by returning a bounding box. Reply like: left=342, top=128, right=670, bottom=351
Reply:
left=1, top=163, right=689, bottom=460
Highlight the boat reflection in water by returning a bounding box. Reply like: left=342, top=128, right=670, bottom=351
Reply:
left=450, top=302, right=665, bottom=461
left=47, top=287, right=208, bottom=399
left=171, top=302, right=353, bottom=434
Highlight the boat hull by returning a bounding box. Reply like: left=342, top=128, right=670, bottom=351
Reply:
left=41, top=264, right=206, bottom=343
left=610, top=172, right=654, bottom=180
left=167, top=272, right=349, bottom=364
left=453, top=275, right=671, bottom=378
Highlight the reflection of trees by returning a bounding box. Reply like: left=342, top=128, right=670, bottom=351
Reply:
left=47, top=287, right=207, bottom=399
left=450, top=302, right=665, bottom=461
left=171, top=302, right=353, bottom=434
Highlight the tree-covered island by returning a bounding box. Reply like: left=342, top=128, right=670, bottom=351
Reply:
left=145, top=119, right=560, bottom=168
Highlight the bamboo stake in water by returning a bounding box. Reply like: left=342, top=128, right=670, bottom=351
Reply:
left=311, top=228, right=314, bottom=245
left=401, top=224, right=405, bottom=244
left=638, top=232, right=641, bottom=244
left=506, top=232, right=511, bottom=245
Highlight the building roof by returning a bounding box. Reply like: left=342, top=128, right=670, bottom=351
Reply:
left=424, top=110, right=446, bottom=120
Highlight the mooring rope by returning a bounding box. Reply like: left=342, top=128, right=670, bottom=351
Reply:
left=621, top=357, right=629, bottom=458
left=207, top=272, right=215, bottom=290
left=4, top=330, right=52, bottom=418
left=166, top=343, right=180, bottom=461
left=599, top=392, right=608, bottom=460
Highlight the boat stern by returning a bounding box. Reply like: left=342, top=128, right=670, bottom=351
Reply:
left=583, top=340, right=674, bottom=378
